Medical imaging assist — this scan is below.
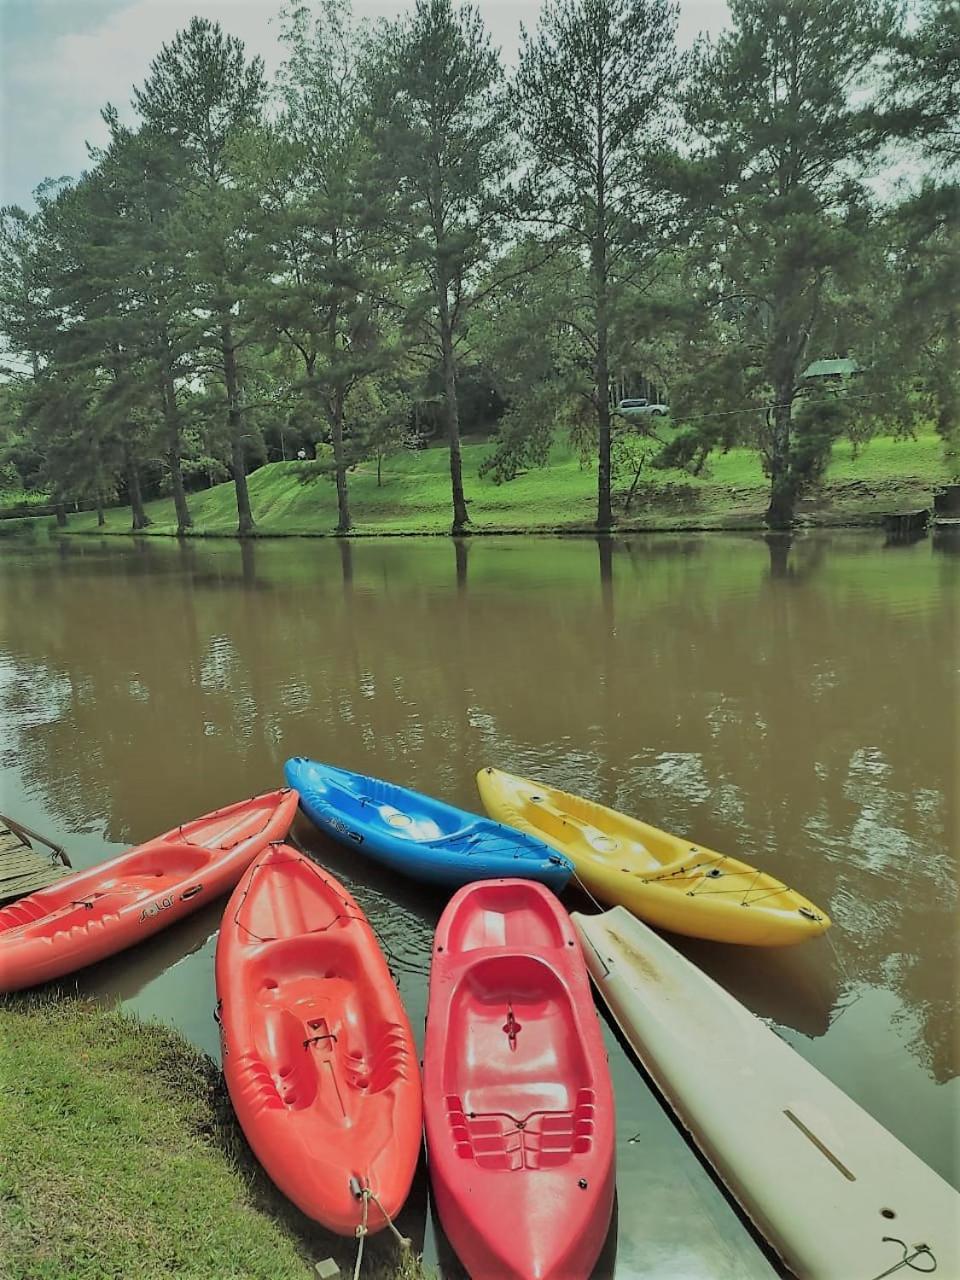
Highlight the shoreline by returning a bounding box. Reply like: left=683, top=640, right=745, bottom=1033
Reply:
left=0, top=994, right=428, bottom=1280
left=5, top=507, right=950, bottom=543
left=0, top=432, right=951, bottom=543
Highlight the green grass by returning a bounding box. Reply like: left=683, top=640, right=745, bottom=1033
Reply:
left=22, top=427, right=958, bottom=539
left=0, top=488, right=50, bottom=510
left=0, top=995, right=429, bottom=1280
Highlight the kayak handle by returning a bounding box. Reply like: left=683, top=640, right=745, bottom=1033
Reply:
left=304, top=1032, right=338, bottom=1049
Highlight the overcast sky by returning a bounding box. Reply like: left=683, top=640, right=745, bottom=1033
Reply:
left=1, top=0, right=730, bottom=210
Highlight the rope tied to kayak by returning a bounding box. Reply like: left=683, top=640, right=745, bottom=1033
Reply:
left=350, top=1176, right=411, bottom=1280
left=570, top=867, right=607, bottom=915
left=869, top=1237, right=937, bottom=1277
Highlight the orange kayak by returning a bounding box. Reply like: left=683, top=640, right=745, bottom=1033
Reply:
left=215, top=844, right=422, bottom=1235
left=0, top=790, right=298, bottom=992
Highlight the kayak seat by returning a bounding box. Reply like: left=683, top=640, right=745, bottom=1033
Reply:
left=524, top=799, right=579, bottom=846
left=259, top=1007, right=321, bottom=1111
left=106, top=843, right=210, bottom=883
left=444, top=953, right=593, bottom=1169
left=444, top=1088, right=597, bottom=1170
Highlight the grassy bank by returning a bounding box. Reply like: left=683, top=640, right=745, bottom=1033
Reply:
left=10, top=428, right=954, bottom=539
left=0, top=996, right=427, bottom=1280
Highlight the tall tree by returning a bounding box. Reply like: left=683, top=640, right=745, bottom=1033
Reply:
left=133, top=18, right=267, bottom=536
left=20, top=372, right=123, bottom=527
left=0, top=196, right=75, bottom=524
left=249, top=0, right=394, bottom=532
left=887, top=0, right=960, bottom=170
left=685, top=0, right=900, bottom=528
left=93, top=119, right=199, bottom=533
left=38, top=165, right=158, bottom=531
left=514, top=0, right=681, bottom=529
left=885, top=0, right=960, bottom=469
left=364, top=0, right=511, bottom=533
left=0, top=205, right=53, bottom=382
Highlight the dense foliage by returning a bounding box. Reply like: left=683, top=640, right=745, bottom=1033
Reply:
left=0, top=0, right=956, bottom=532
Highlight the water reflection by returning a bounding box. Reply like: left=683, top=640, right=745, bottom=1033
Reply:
left=0, top=531, right=955, bottom=1245
left=454, top=537, right=469, bottom=593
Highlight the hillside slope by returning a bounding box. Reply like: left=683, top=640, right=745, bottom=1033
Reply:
left=41, top=430, right=954, bottom=537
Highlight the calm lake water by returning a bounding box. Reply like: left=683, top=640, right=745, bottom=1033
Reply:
left=1, top=530, right=957, bottom=1277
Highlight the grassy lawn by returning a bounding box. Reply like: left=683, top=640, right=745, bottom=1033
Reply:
left=15, top=426, right=956, bottom=538
left=0, top=996, right=428, bottom=1280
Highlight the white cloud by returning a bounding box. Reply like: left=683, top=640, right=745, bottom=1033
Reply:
left=1, top=0, right=729, bottom=208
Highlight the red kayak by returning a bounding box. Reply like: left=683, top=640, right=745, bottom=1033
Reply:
left=424, top=879, right=616, bottom=1280
left=0, top=790, right=298, bottom=993
left=215, top=844, right=422, bottom=1235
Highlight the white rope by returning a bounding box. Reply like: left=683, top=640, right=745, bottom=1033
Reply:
left=352, top=1189, right=368, bottom=1280
left=572, top=867, right=607, bottom=915
left=367, top=1187, right=412, bottom=1250
left=351, top=1182, right=412, bottom=1280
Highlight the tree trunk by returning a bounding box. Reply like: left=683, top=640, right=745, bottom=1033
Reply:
left=596, top=327, right=613, bottom=529
left=765, top=392, right=796, bottom=529
left=593, top=74, right=614, bottom=532
left=161, top=370, right=192, bottom=535
left=221, top=320, right=255, bottom=538
left=125, top=441, right=151, bottom=532
left=331, top=385, right=352, bottom=534
left=54, top=503, right=67, bottom=528
left=90, top=432, right=107, bottom=529
left=623, top=459, right=645, bottom=514
left=936, top=306, right=959, bottom=465
left=437, top=283, right=469, bottom=535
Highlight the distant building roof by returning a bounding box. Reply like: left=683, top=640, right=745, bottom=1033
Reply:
left=802, top=358, right=860, bottom=379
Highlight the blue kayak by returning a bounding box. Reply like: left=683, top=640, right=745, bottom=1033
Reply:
left=283, top=758, right=573, bottom=892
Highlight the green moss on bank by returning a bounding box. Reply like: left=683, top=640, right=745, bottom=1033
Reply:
left=13, top=427, right=955, bottom=539
left=0, top=996, right=427, bottom=1280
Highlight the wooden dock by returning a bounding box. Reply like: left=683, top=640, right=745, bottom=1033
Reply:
left=0, top=816, right=72, bottom=904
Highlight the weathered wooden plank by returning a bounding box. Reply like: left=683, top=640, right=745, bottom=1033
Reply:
left=0, top=818, right=71, bottom=903
left=0, top=867, right=65, bottom=888
left=0, top=852, right=60, bottom=874
left=0, top=830, right=29, bottom=856
left=0, top=865, right=69, bottom=888
left=0, top=872, right=68, bottom=902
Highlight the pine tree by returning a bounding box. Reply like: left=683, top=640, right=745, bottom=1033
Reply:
left=94, top=117, right=199, bottom=533
left=363, top=0, right=512, bottom=534
left=686, top=0, right=900, bottom=527
left=133, top=18, right=267, bottom=536
left=246, top=0, right=396, bottom=533
left=514, top=0, right=682, bottom=529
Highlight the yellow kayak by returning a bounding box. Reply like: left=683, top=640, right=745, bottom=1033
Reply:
left=476, top=767, right=830, bottom=946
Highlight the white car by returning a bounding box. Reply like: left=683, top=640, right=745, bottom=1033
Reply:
left=617, top=397, right=669, bottom=418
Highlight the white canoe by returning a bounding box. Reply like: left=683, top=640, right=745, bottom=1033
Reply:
left=573, top=906, right=960, bottom=1280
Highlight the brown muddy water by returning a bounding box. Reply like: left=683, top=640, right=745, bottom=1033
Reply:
left=0, top=530, right=956, bottom=1277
